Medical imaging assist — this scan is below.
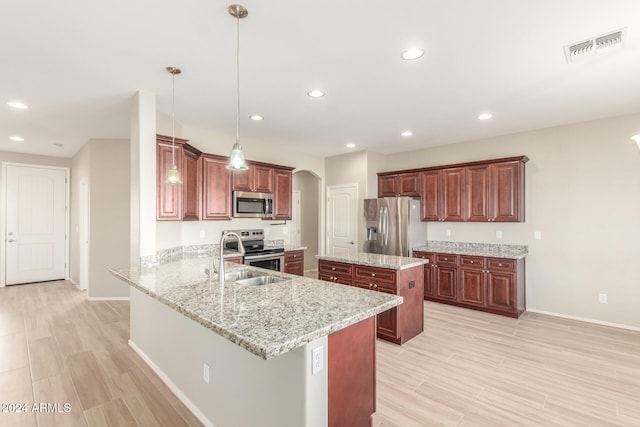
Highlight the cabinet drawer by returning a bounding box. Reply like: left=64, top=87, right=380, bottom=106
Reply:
left=435, top=254, right=458, bottom=266
left=354, top=266, right=396, bottom=284
left=319, top=274, right=353, bottom=286
left=353, top=279, right=397, bottom=293
left=412, top=251, right=434, bottom=263
left=284, top=250, right=304, bottom=263
left=487, top=258, right=516, bottom=272
left=318, top=260, right=353, bottom=278
left=459, top=255, right=485, bottom=269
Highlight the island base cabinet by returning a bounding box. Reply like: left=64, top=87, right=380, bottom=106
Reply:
left=329, top=317, right=375, bottom=427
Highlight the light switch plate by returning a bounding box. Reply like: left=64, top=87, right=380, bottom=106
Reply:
left=496, top=230, right=503, bottom=239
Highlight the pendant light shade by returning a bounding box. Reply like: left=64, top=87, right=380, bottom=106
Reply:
left=165, top=66, right=183, bottom=184
left=228, top=141, right=248, bottom=170
left=226, top=4, right=249, bottom=171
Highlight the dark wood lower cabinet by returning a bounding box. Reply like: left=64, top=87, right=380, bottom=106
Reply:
left=284, top=250, right=304, bottom=276
left=413, top=251, right=525, bottom=318
left=318, top=259, right=424, bottom=344
left=328, top=317, right=375, bottom=427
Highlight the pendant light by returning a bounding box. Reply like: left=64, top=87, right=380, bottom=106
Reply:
left=226, top=4, right=249, bottom=171
left=165, top=66, right=183, bottom=184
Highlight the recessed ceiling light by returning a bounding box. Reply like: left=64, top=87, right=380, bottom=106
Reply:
left=307, top=89, right=325, bottom=98
left=478, top=113, right=493, bottom=120
left=9, top=136, right=25, bottom=142
left=346, top=143, right=356, bottom=148
left=401, top=131, right=413, bottom=137
left=401, top=48, right=424, bottom=60
left=7, top=101, right=28, bottom=109
left=250, top=115, right=264, bottom=121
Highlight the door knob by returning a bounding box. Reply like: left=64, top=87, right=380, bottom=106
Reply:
left=348, top=241, right=354, bottom=245
left=7, top=239, right=15, bottom=243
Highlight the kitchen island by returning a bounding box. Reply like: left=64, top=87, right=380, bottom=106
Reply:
left=111, top=257, right=401, bottom=427
left=316, top=252, right=427, bottom=345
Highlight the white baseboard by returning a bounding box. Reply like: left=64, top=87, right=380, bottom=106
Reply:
left=128, top=340, right=214, bottom=427
left=87, top=296, right=130, bottom=301
left=526, top=308, right=640, bottom=332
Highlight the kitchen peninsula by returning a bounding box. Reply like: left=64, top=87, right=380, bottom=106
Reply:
left=111, top=256, right=402, bottom=427
left=317, top=252, right=426, bottom=345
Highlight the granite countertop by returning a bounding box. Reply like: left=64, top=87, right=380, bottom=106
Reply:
left=316, top=252, right=427, bottom=270
left=110, top=259, right=401, bottom=360
left=281, top=245, right=307, bottom=252
left=413, top=241, right=528, bottom=259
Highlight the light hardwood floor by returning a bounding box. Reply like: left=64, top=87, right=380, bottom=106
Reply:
left=2, top=280, right=639, bottom=426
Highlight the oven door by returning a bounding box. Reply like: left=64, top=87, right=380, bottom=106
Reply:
left=244, top=253, right=284, bottom=272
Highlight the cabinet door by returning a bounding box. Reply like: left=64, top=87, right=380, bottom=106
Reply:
left=273, top=169, right=292, bottom=220
left=459, top=268, right=485, bottom=306
left=420, top=171, right=440, bottom=221
left=486, top=271, right=517, bottom=312
left=442, top=168, right=465, bottom=221
left=201, top=156, right=232, bottom=220
left=182, top=146, right=201, bottom=221
left=434, top=266, right=457, bottom=300
left=412, top=251, right=434, bottom=298
left=398, top=173, right=420, bottom=196
left=378, top=175, right=397, bottom=197
left=490, top=161, right=523, bottom=222
left=253, top=165, right=274, bottom=193
left=232, top=167, right=253, bottom=191
left=284, top=250, right=305, bottom=276
left=376, top=287, right=399, bottom=339
left=465, top=164, right=490, bottom=222
left=157, top=141, right=183, bottom=220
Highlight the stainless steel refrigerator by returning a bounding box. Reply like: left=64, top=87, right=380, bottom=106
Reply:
left=363, top=197, right=427, bottom=257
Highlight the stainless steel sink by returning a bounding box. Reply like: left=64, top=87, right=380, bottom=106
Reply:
left=206, top=268, right=263, bottom=281
left=235, top=275, right=283, bottom=286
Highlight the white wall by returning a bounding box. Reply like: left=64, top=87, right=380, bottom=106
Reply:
left=382, top=113, right=640, bottom=328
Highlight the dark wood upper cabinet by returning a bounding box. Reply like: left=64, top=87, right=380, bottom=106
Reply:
left=390, top=155, right=527, bottom=223
left=272, top=168, right=292, bottom=220
left=465, top=159, right=525, bottom=222
left=201, top=154, right=232, bottom=220
left=232, top=164, right=274, bottom=193
left=420, top=168, right=464, bottom=221
left=156, top=135, right=201, bottom=221
left=377, top=173, right=420, bottom=197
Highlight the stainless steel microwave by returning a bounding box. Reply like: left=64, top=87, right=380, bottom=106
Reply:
left=232, top=191, right=274, bottom=218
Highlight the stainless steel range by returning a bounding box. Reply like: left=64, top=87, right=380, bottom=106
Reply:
left=222, top=229, right=285, bottom=272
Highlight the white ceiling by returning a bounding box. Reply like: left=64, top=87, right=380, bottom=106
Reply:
left=2, top=0, right=640, bottom=159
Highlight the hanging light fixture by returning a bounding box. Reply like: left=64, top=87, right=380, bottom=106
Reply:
left=226, top=4, right=249, bottom=170
left=165, top=66, right=183, bottom=184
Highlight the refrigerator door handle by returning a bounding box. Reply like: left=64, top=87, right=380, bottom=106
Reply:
left=377, top=207, right=384, bottom=245
left=382, top=206, right=389, bottom=246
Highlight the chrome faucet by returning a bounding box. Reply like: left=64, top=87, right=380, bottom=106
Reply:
left=216, top=231, right=245, bottom=287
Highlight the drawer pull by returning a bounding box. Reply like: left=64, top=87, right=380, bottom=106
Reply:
left=470, top=261, right=474, bottom=264
left=443, top=257, right=448, bottom=260
left=372, top=273, right=376, bottom=277
left=331, top=267, right=336, bottom=271
left=499, top=263, right=503, bottom=266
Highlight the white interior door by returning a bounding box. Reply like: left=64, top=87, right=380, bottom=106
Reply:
left=327, top=184, right=357, bottom=257
left=5, top=165, right=67, bottom=285
left=290, top=190, right=301, bottom=247
left=79, top=178, right=90, bottom=290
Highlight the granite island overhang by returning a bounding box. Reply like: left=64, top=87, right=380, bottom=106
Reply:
left=110, top=257, right=402, bottom=427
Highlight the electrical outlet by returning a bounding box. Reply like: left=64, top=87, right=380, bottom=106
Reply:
left=445, top=229, right=451, bottom=237
left=534, top=231, right=542, bottom=240
left=599, top=293, right=607, bottom=304
left=312, top=346, right=323, bottom=375
left=199, top=230, right=205, bottom=239
left=496, top=230, right=503, bottom=239
left=203, top=363, right=210, bottom=384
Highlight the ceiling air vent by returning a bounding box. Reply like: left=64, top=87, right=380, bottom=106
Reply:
left=563, top=27, right=627, bottom=64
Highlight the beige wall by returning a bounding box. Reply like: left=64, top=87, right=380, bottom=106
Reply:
left=71, top=139, right=131, bottom=299
left=383, top=113, right=640, bottom=328
left=293, top=170, right=320, bottom=270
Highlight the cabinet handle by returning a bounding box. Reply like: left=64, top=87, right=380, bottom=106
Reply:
left=372, top=273, right=376, bottom=277
left=372, top=284, right=378, bottom=289
left=443, top=257, right=448, bottom=261
left=331, top=267, right=336, bottom=271
left=293, top=254, right=298, bottom=258
left=499, top=263, right=503, bottom=266
left=470, top=261, right=474, bottom=264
